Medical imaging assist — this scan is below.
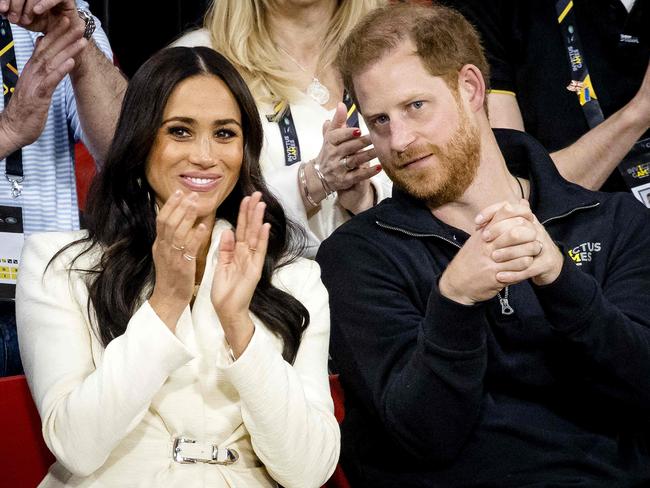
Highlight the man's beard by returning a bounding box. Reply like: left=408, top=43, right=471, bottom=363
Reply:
left=382, top=107, right=481, bottom=208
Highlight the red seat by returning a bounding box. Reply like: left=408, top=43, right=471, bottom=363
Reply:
left=0, top=375, right=54, bottom=488
left=322, top=374, right=351, bottom=488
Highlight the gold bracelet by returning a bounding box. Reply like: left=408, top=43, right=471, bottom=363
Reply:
left=299, top=162, right=319, bottom=208
left=313, top=161, right=335, bottom=199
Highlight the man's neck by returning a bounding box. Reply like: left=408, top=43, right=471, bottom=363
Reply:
left=267, top=0, right=337, bottom=64
left=431, top=131, right=527, bottom=234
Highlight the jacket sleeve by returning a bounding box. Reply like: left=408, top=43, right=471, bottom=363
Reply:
left=16, top=234, right=194, bottom=477
left=534, top=202, right=650, bottom=409
left=316, top=229, right=489, bottom=464
left=220, top=258, right=340, bottom=488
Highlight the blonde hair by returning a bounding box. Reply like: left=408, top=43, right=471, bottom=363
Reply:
left=205, top=0, right=385, bottom=115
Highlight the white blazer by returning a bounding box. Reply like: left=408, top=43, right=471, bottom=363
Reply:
left=16, top=220, right=340, bottom=488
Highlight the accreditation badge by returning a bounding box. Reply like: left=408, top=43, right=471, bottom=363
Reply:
left=0, top=205, right=23, bottom=300
left=621, top=138, right=650, bottom=209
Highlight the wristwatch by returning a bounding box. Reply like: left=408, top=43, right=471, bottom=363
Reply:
left=77, top=9, right=96, bottom=40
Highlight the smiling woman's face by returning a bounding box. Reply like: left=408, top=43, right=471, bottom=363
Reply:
left=145, top=74, right=244, bottom=218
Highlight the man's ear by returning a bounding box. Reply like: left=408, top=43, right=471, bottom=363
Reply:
left=458, top=64, right=486, bottom=113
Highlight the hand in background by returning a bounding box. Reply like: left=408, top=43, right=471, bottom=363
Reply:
left=313, top=102, right=381, bottom=212
left=1, top=0, right=80, bottom=34
left=211, top=192, right=270, bottom=358
left=0, top=14, right=85, bottom=157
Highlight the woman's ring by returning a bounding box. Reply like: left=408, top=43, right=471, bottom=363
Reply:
left=182, top=253, right=197, bottom=261
left=342, top=156, right=354, bottom=171
left=171, top=243, right=185, bottom=251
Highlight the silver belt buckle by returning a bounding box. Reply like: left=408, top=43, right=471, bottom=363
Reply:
left=172, top=437, right=239, bottom=465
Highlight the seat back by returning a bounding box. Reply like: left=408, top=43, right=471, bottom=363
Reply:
left=322, top=374, right=351, bottom=488
left=0, top=375, right=54, bottom=488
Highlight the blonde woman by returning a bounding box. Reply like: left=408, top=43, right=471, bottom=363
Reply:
left=175, top=0, right=390, bottom=256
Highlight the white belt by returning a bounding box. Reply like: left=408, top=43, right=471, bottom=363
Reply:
left=172, top=437, right=239, bottom=465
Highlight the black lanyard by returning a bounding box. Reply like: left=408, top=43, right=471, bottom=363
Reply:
left=272, top=91, right=360, bottom=167
left=0, top=17, right=22, bottom=198
left=555, top=0, right=650, bottom=199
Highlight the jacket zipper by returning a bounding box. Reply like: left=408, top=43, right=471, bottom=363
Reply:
left=541, top=202, right=600, bottom=225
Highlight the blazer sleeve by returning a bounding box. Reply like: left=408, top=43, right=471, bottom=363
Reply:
left=16, top=234, right=194, bottom=477
left=220, top=258, right=340, bottom=488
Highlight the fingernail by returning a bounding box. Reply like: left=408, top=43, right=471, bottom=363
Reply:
left=475, top=214, right=485, bottom=225
left=173, top=190, right=182, bottom=198
left=375, top=165, right=382, bottom=172
left=353, top=129, right=362, bottom=137
left=482, top=230, right=490, bottom=240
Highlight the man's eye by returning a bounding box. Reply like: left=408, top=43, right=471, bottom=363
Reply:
left=374, top=115, right=389, bottom=126
left=411, top=101, right=424, bottom=109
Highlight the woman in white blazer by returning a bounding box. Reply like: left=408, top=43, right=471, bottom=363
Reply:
left=16, top=46, right=339, bottom=488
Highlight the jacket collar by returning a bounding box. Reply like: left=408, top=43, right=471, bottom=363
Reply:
left=374, top=129, right=602, bottom=235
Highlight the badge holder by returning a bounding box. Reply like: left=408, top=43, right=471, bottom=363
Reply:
left=0, top=205, right=24, bottom=301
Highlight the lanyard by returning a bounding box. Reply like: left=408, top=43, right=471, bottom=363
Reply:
left=272, top=91, right=360, bottom=167
left=555, top=0, right=650, bottom=203
left=0, top=17, right=22, bottom=198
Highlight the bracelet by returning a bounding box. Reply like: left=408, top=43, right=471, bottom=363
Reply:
left=298, top=162, right=319, bottom=208
left=313, top=161, right=335, bottom=199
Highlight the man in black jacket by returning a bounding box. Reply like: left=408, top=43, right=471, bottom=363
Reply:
left=316, top=4, right=650, bottom=487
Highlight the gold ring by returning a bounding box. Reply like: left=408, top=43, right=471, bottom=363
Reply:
left=182, top=253, right=197, bottom=261
left=171, top=243, right=185, bottom=251
left=249, top=247, right=257, bottom=253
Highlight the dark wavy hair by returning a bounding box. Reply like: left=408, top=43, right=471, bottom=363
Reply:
left=59, top=46, right=309, bottom=362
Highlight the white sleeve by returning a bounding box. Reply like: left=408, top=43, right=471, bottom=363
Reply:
left=220, top=259, right=340, bottom=488
left=16, top=235, right=194, bottom=477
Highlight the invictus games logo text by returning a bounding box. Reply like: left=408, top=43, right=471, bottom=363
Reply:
left=568, top=242, right=601, bottom=266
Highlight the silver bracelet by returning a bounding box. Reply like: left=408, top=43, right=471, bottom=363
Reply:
left=299, top=163, right=319, bottom=208
left=313, top=161, right=335, bottom=199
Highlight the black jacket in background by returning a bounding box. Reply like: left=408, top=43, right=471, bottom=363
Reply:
left=316, top=129, right=650, bottom=487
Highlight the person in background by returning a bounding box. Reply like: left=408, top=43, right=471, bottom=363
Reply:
left=0, top=0, right=126, bottom=376
left=17, top=46, right=339, bottom=487
left=317, top=3, right=650, bottom=486
left=175, top=0, right=391, bottom=257
left=444, top=0, right=650, bottom=199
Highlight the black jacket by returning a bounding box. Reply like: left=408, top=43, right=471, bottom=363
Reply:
left=316, top=129, right=650, bottom=487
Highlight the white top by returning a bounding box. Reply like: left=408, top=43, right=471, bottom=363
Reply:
left=173, top=29, right=392, bottom=257
left=16, top=221, right=340, bottom=488
left=0, top=1, right=113, bottom=234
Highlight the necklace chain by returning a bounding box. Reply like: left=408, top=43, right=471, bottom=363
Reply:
left=276, top=44, right=310, bottom=73
left=275, top=44, right=331, bottom=105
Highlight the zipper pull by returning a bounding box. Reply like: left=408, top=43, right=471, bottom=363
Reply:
left=499, top=297, right=514, bottom=315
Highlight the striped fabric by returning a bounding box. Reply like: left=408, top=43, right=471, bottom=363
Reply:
left=0, top=1, right=113, bottom=234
